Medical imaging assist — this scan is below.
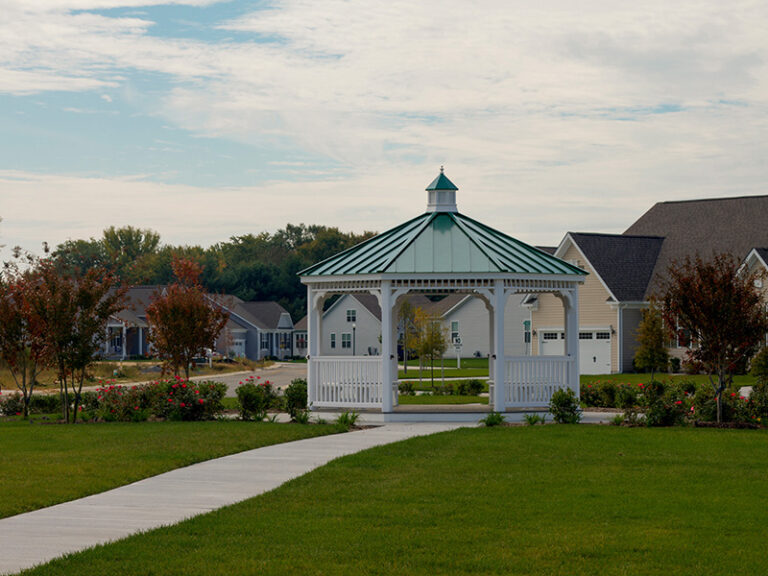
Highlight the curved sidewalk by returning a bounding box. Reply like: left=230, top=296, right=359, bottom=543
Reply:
left=0, top=423, right=464, bottom=575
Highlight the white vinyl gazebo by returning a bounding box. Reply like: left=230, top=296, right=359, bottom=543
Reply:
left=300, top=171, right=586, bottom=418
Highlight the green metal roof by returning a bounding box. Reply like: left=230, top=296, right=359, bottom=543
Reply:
left=425, top=170, right=458, bottom=191
left=300, top=211, right=587, bottom=277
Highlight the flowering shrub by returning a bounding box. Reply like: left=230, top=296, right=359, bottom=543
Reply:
left=0, top=391, right=24, bottom=416
left=85, top=378, right=225, bottom=422
left=640, top=380, right=689, bottom=427
left=581, top=383, right=601, bottom=407
left=236, top=377, right=277, bottom=421
left=284, top=378, right=309, bottom=421
left=549, top=388, right=581, bottom=424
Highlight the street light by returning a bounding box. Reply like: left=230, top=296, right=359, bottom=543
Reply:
left=352, top=322, right=356, bottom=356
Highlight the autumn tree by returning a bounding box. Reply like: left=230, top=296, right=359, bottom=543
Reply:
left=634, top=300, right=669, bottom=382
left=0, top=268, right=46, bottom=418
left=146, top=258, right=229, bottom=379
left=661, top=253, right=768, bottom=422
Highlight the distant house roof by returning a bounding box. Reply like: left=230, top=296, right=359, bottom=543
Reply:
left=624, top=195, right=768, bottom=296
left=236, top=301, right=293, bottom=331
left=535, top=246, right=557, bottom=255
left=568, top=233, right=664, bottom=302
left=294, top=315, right=308, bottom=331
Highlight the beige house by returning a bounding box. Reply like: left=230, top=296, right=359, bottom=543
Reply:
left=532, top=195, right=768, bottom=374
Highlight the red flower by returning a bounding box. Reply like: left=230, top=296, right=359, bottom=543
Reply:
left=180, top=402, right=186, bottom=407
left=675, top=400, right=682, bottom=405
left=198, top=399, right=204, bottom=404
left=167, top=398, right=173, bottom=403
left=731, top=392, right=737, bottom=397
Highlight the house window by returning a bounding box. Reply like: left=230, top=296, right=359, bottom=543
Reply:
left=523, top=320, right=531, bottom=344
left=296, top=334, right=306, bottom=349
left=330, top=333, right=336, bottom=349
left=596, top=332, right=611, bottom=340
left=260, top=333, right=270, bottom=349
left=342, top=333, right=352, bottom=349
left=346, top=309, right=356, bottom=322
left=450, top=321, right=459, bottom=343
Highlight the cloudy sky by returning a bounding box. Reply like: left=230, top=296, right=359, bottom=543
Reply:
left=2, top=0, right=767, bottom=259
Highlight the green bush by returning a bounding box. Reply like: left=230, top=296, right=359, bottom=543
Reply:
left=524, top=413, right=546, bottom=426
left=457, top=379, right=484, bottom=396
left=480, top=412, right=505, bottom=427
left=236, top=378, right=277, bottom=421
left=580, top=383, right=601, bottom=407
left=398, top=381, right=415, bottom=396
left=284, top=378, right=308, bottom=421
left=748, top=381, right=768, bottom=425
left=668, top=357, right=681, bottom=373
left=750, top=347, right=768, bottom=385
left=335, top=411, right=359, bottom=430
left=641, top=380, right=688, bottom=427
left=615, top=383, right=638, bottom=410
left=549, top=388, right=581, bottom=424
left=597, top=380, right=617, bottom=408
left=29, top=393, right=61, bottom=414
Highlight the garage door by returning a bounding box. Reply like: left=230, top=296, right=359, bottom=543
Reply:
left=539, top=330, right=611, bottom=375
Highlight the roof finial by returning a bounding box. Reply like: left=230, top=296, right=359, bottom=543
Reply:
left=440, top=165, right=444, bottom=174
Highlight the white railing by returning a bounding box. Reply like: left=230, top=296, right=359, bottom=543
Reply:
left=310, top=356, right=383, bottom=408
left=504, top=356, right=575, bottom=407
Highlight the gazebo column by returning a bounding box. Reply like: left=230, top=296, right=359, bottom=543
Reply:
left=307, top=287, right=325, bottom=408
left=380, top=281, right=394, bottom=413
left=492, top=280, right=507, bottom=411
left=562, top=289, right=580, bottom=396
left=121, top=325, right=127, bottom=361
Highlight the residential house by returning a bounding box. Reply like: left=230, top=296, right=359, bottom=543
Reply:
left=531, top=195, right=768, bottom=373
left=106, top=286, right=295, bottom=361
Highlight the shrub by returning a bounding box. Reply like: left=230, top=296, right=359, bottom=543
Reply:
left=750, top=347, right=768, bottom=385
left=749, top=381, right=768, bottom=424
left=28, top=393, right=61, bottom=414
left=236, top=378, right=276, bottom=421
left=615, top=383, right=638, bottom=410
left=596, top=380, right=617, bottom=408
left=398, top=381, right=415, bottom=396
left=284, top=378, right=308, bottom=420
left=610, top=413, right=625, bottom=426
left=335, top=411, right=359, bottom=430
left=668, top=357, right=681, bottom=373
left=549, top=388, right=581, bottom=424
left=641, top=380, right=689, bottom=427
left=524, top=413, right=545, bottom=426
left=293, top=410, right=310, bottom=425
left=581, top=383, right=601, bottom=407
left=457, top=379, right=484, bottom=396
left=480, top=412, right=505, bottom=427
left=0, top=392, right=24, bottom=416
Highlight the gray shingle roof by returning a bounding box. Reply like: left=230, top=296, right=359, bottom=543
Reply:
left=569, top=233, right=664, bottom=302
left=236, top=301, right=292, bottom=330
left=625, top=195, right=768, bottom=296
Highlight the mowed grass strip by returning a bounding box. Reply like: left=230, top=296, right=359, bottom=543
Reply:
left=0, top=420, right=339, bottom=519
left=22, top=426, right=768, bottom=576
left=397, top=395, right=488, bottom=405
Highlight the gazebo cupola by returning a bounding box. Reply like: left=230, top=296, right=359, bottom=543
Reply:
left=300, top=170, right=587, bottom=420
left=426, top=166, right=459, bottom=213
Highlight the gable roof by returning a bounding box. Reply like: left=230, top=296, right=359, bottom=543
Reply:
left=567, top=233, right=665, bottom=302
left=624, top=195, right=768, bottom=296
left=301, top=211, right=586, bottom=277
left=236, top=301, right=293, bottom=330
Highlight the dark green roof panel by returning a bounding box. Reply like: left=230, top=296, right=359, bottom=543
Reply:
left=425, top=172, right=458, bottom=191
left=301, top=211, right=586, bottom=277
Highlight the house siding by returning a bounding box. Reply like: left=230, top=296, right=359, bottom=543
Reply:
left=531, top=243, right=619, bottom=372
left=321, top=295, right=381, bottom=356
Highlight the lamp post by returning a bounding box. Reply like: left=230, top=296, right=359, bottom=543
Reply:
left=352, top=322, right=356, bottom=356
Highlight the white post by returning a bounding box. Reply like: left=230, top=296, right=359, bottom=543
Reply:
left=105, top=327, right=110, bottom=356
left=307, top=287, right=323, bottom=408
left=563, top=289, right=580, bottom=396
left=493, top=280, right=506, bottom=411
left=138, top=326, right=144, bottom=356
left=381, top=280, right=393, bottom=413
left=121, top=325, right=127, bottom=361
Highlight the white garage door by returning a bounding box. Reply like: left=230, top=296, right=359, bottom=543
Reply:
left=539, top=330, right=611, bottom=375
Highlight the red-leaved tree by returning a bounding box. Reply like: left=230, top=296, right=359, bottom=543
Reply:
left=0, top=267, right=47, bottom=417
left=146, top=258, right=229, bottom=379
left=661, top=253, right=768, bottom=422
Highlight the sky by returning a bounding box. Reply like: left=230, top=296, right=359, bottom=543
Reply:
left=2, top=0, right=767, bottom=260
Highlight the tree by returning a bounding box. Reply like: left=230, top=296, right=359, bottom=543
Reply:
left=398, top=299, right=417, bottom=375
left=413, top=307, right=448, bottom=389
left=0, top=269, right=46, bottom=418
left=634, top=300, right=669, bottom=382
left=661, top=253, right=768, bottom=422
left=102, top=225, right=161, bottom=282
left=25, top=259, right=126, bottom=422
left=146, top=258, right=229, bottom=379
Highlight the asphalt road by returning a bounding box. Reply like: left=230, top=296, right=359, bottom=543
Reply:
left=188, top=362, right=307, bottom=396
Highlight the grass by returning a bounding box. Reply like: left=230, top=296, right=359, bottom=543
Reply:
left=400, top=379, right=489, bottom=393
left=397, top=395, right=489, bottom=405
left=21, top=426, right=768, bottom=575
left=581, top=372, right=757, bottom=387
left=399, top=357, right=489, bottom=379
left=0, top=420, right=339, bottom=520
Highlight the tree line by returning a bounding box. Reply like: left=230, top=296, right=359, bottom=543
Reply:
left=52, top=224, right=376, bottom=321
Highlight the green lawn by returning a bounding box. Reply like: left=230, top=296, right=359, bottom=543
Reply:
left=581, top=372, right=757, bottom=387
left=397, top=395, right=488, bottom=405
left=0, top=420, right=339, bottom=519
left=21, top=426, right=768, bottom=575
left=399, top=357, right=489, bottom=379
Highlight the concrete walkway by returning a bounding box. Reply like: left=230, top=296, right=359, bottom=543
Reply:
left=0, top=423, right=464, bottom=575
